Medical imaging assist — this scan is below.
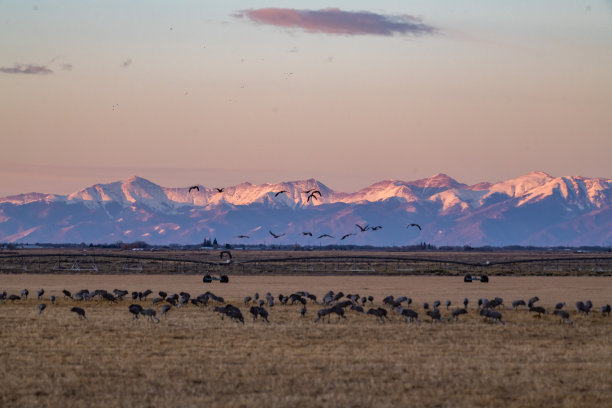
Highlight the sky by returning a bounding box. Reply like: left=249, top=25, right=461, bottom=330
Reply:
left=1, top=0, right=611, bottom=197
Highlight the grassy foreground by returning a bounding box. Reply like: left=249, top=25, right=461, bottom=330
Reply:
left=1, top=293, right=611, bottom=407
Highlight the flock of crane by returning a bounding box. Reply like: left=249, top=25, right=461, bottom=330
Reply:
left=264, top=222, right=420, bottom=242
left=188, top=185, right=422, bottom=242
left=2, top=287, right=610, bottom=326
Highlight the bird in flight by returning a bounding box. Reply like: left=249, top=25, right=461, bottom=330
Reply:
left=188, top=186, right=199, bottom=193
left=306, top=190, right=321, bottom=202
left=407, top=223, right=422, bottom=230
left=371, top=226, right=383, bottom=231
left=317, top=234, right=333, bottom=239
left=269, top=230, right=285, bottom=239
left=341, top=233, right=355, bottom=240
left=302, top=232, right=313, bottom=236
left=236, top=235, right=250, bottom=239
left=215, top=187, right=224, bottom=193
left=356, top=224, right=370, bottom=232
left=274, top=190, right=288, bottom=197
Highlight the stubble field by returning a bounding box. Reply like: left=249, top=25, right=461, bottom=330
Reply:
left=1, top=273, right=612, bottom=407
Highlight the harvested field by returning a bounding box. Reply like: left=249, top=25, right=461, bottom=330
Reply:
left=1, top=274, right=612, bottom=307
left=1, top=274, right=612, bottom=407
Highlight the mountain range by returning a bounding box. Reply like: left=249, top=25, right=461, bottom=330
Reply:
left=1, top=171, right=611, bottom=247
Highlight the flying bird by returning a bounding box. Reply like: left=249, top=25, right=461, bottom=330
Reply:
left=274, top=190, right=288, bottom=197
left=188, top=186, right=199, bottom=193
left=302, top=232, right=313, bottom=236
left=307, top=193, right=318, bottom=202
left=215, top=187, right=224, bottom=193
left=236, top=235, right=250, bottom=239
left=341, top=233, right=355, bottom=240
left=304, top=189, right=321, bottom=202
left=407, top=223, right=422, bottom=230
left=371, top=226, right=383, bottom=231
left=356, top=224, right=370, bottom=232
left=317, top=234, right=333, bottom=239
left=269, top=230, right=285, bottom=239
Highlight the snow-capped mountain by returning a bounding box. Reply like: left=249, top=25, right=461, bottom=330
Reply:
left=1, top=172, right=611, bottom=246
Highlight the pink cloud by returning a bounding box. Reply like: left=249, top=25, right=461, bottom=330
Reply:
left=239, top=8, right=436, bottom=36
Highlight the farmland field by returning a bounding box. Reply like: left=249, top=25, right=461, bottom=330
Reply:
left=2, top=248, right=612, bottom=276
left=1, top=271, right=612, bottom=407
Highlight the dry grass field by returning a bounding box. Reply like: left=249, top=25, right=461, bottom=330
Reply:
left=1, top=273, right=612, bottom=407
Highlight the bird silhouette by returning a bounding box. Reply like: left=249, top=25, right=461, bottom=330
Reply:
left=274, top=190, right=288, bottom=197
left=269, top=230, right=285, bottom=239
left=356, top=224, right=370, bottom=232
left=236, top=235, right=250, bottom=239
left=215, top=187, right=224, bottom=193
left=341, top=233, right=355, bottom=240
left=317, top=234, right=333, bottom=239
left=371, top=226, right=383, bottom=231
left=302, top=232, right=313, bottom=236
left=304, top=189, right=321, bottom=202
left=407, top=223, right=422, bottom=230
left=70, top=307, right=87, bottom=320
left=188, top=186, right=199, bottom=193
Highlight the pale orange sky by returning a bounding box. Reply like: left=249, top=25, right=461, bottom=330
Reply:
left=1, top=1, right=611, bottom=196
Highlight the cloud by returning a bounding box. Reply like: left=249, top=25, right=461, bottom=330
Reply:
left=121, top=59, right=132, bottom=68
left=0, top=64, right=53, bottom=75
left=238, top=8, right=436, bottom=36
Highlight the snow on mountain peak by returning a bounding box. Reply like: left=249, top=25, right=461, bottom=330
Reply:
left=67, top=176, right=174, bottom=211
left=487, top=171, right=554, bottom=198
left=406, top=173, right=466, bottom=189
left=3, top=171, right=612, bottom=246
left=163, top=178, right=331, bottom=208
left=343, top=180, right=418, bottom=203
left=0, top=192, right=60, bottom=205
left=121, top=176, right=168, bottom=202
left=517, top=175, right=612, bottom=208
left=468, top=182, right=493, bottom=191
left=430, top=188, right=488, bottom=213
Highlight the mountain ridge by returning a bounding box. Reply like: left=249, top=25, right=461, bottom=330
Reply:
left=1, top=172, right=611, bottom=246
